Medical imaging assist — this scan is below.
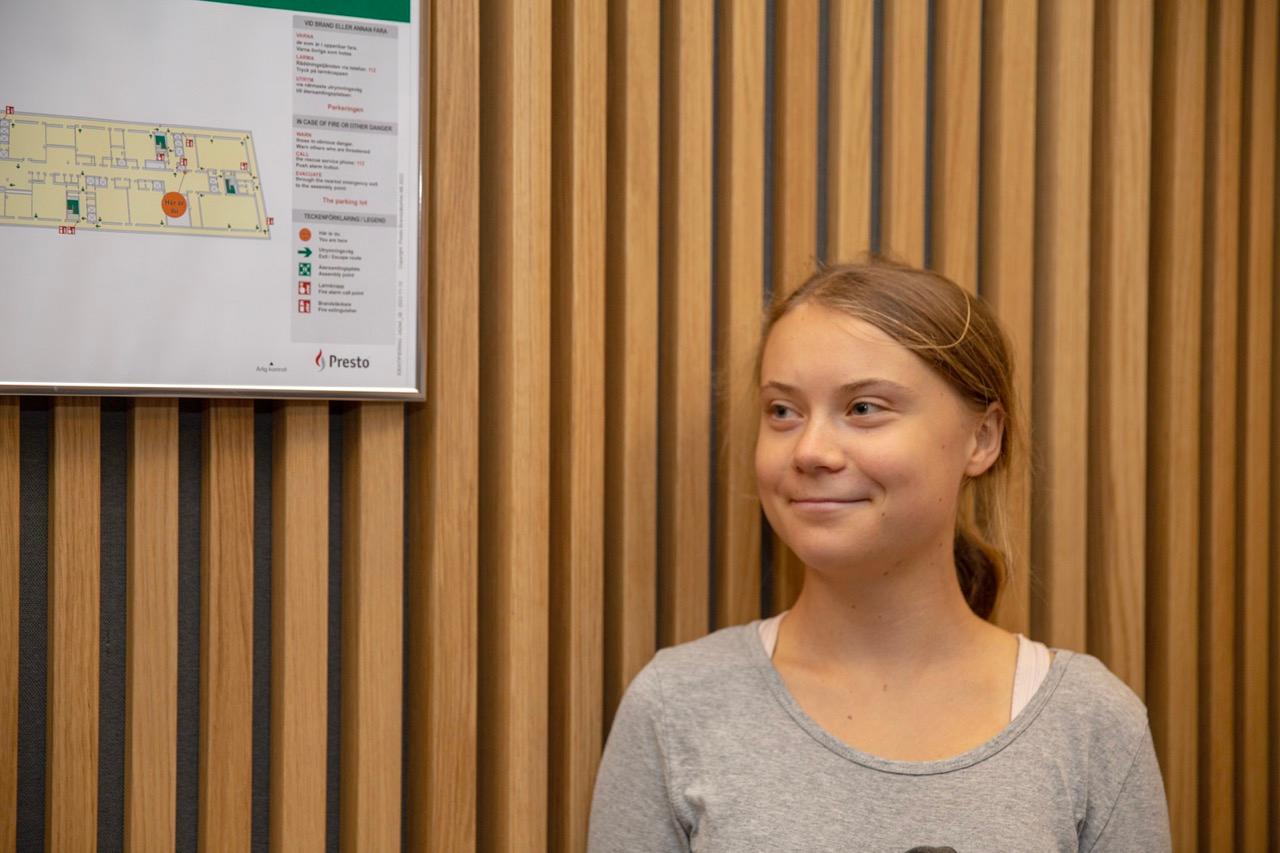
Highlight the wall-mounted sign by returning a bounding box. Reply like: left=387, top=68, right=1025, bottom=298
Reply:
left=0, top=0, right=423, bottom=398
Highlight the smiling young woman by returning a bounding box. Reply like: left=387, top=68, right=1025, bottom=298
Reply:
left=588, top=260, right=1171, bottom=852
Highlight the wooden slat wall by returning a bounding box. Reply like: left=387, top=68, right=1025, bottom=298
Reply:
left=6, top=3, right=1280, bottom=851
left=1200, top=6, right=1245, bottom=848
left=124, top=400, right=178, bottom=851
left=268, top=401, right=328, bottom=849
left=713, top=0, right=765, bottom=629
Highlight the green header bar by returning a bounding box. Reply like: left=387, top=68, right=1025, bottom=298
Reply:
left=202, top=0, right=410, bottom=24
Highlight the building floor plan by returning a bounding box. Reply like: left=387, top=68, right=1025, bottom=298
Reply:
left=0, top=110, right=269, bottom=238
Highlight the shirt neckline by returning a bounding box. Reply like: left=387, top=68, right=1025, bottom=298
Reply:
left=741, top=620, right=1074, bottom=776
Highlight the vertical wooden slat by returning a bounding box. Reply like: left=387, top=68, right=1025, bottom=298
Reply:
left=198, top=399, right=254, bottom=850
left=1088, top=0, right=1152, bottom=692
left=406, top=0, right=479, bottom=848
left=979, top=0, right=1036, bottom=636
left=1147, top=2, right=1205, bottom=846
left=658, top=0, right=713, bottom=647
left=1200, top=6, right=1244, bottom=846
left=477, top=0, right=551, bottom=847
left=46, top=397, right=100, bottom=851
left=930, top=0, right=981, bottom=292
left=124, top=400, right=178, bottom=852
left=1031, top=0, right=1093, bottom=652
left=268, top=401, right=328, bottom=850
left=826, top=0, right=874, bottom=259
left=340, top=402, right=404, bottom=851
left=604, top=0, right=659, bottom=721
left=549, top=0, right=606, bottom=848
left=714, top=0, right=766, bottom=628
left=0, top=398, right=17, bottom=851
left=46, top=402, right=95, bottom=845
left=769, top=0, right=821, bottom=615
left=1238, top=0, right=1276, bottom=844
left=880, top=0, right=928, bottom=264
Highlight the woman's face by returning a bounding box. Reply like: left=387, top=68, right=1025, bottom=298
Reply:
left=755, top=302, right=1002, bottom=575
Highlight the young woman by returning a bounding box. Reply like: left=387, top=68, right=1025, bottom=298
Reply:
left=588, top=261, right=1171, bottom=851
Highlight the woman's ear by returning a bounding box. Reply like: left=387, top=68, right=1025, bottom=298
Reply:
left=964, top=403, right=1005, bottom=477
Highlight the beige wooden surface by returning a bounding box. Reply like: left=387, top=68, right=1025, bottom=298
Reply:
left=978, top=0, right=1036, bottom=637
left=1146, top=2, right=1206, bottom=847
left=1199, top=6, right=1244, bottom=847
left=713, top=0, right=765, bottom=629
left=548, top=0, right=607, bottom=847
left=1031, top=0, right=1093, bottom=653
left=47, top=398, right=100, bottom=852
left=124, top=400, right=179, bottom=852
left=0, top=398, right=16, bottom=851
left=931, top=0, right=981, bottom=292
left=268, top=401, right=329, bottom=851
left=657, top=0, right=713, bottom=648
left=826, top=0, right=874, bottom=260
left=198, top=400, right=255, bottom=850
left=603, top=0, right=660, bottom=726
left=476, top=0, right=552, bottom=848
left=405, top=0, right=478, bottom=848
left=1239, top=0, right=1277, bottom=846
left=340, top=402, right=404, bottom=851
left=1088, top=0, right=1152, bottom=696
left=880, top=0, right=927, bottom=264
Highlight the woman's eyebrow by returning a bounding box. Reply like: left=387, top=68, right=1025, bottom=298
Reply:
left=759, top=378, right=910, bottom=395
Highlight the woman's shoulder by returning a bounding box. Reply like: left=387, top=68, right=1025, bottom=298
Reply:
left=1041, top=648, right=1151, bottom=744
left=622, top=623, right=767, bottom=714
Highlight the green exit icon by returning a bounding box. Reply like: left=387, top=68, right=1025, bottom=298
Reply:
left=298, top=262, right=311, bottom=276
left=298, top=247, right=312, bottom=257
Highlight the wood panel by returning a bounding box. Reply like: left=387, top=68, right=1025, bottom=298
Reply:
left=880, top=0, right=928, bottom=264
left=340, top=402, right=404, bottom=851
left=0, top=398, right=16, bottom=851
left=930, top=0, right=981, bottom=291
left=826, top=0, right=874, bottom=259
left=406, top=0, right=478, bottom=848
left=46, top=398, right=100, bottom=851
left=603, top=0, right=659, bottom=722
left=1199, top=4, right=1245, bottom=848
left=549, top=0, right=606, bottom=848
left=1238, top=0, right=1276, bottom=844
left=979, top=0, right=1036, bottom=636
left=769, top=0, right=821, bottom=615
left=713, top=0, right=765, bottom=628
left=1031, top=0, right=1093, bottom=651
left=1146, top=2, right=1205, bottom=845
left=124, top=400, right=178, bottom=852
left=268, top=401, right=328, bottom=850
left=477, top=0, right=551, bottom=847
left=1088, top=0, right=1152, bottom=692
left=657, top=0, right=713, bottom=647
left=198, top=400, right=254, bottom=851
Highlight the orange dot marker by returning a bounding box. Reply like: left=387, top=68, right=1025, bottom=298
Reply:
left=161, top=192, right=187, bottom=218
left=298, top=227, right=312, bottom=241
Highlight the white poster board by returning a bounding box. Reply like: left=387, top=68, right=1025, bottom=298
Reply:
left=0, top=0, right=423, bottom=398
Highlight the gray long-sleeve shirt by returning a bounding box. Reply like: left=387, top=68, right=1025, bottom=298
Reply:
left=589, top=622, right=1171, bottom=852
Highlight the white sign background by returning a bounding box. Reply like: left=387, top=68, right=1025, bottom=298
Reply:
left=0, top=0, right=422, bottom=398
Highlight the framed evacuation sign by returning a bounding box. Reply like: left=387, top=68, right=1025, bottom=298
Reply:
left=0, top=0, right=424, bottom=399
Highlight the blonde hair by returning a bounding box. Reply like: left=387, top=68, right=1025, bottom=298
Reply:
left=761, top=258, right=1021, bottom=620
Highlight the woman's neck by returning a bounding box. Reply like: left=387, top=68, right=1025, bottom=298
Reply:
left=777, top=544, right=996, bottom=679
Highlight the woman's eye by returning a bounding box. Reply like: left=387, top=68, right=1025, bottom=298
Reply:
left=849, top=400, right=882, bottom=416
left=768, top=403, right=795, bottom=419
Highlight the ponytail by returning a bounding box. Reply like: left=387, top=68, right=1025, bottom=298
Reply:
left=953, top=518, right=1003, bottom=621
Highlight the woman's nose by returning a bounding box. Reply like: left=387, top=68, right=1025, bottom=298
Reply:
left=792, top=418, right=846, bottom=473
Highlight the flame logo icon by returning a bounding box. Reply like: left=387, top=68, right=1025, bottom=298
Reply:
left=315, top=349, right=324, bottom=371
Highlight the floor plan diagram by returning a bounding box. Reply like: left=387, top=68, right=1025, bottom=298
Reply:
left=0, top=110, right=269, bottom=238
